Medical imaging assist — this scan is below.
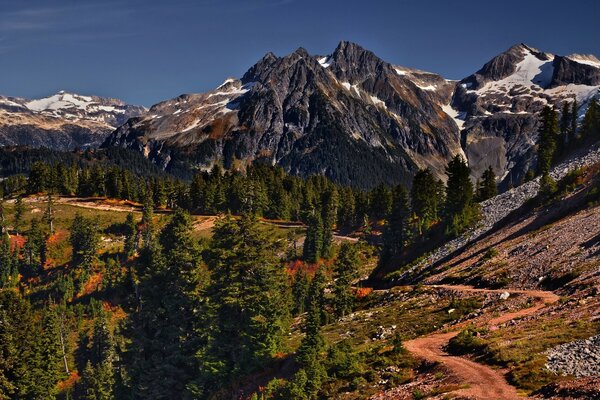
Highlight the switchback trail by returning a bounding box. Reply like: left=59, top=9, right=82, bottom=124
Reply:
left=404, top=285, right=560, bottom=400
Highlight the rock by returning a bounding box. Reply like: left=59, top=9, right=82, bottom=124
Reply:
left=546, top=334, right=600, bottom=377
left=500, top=291, right=510, bottom=300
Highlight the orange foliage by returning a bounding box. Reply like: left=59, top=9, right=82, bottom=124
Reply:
left=10, top=234, right=26, bottom=250
left=57, top=371, right=80, bottom=392
left=79, top=272, right=103, bottom=297
left=355, top=287, right=373, bottom=299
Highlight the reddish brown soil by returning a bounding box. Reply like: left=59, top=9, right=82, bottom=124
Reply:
left=404, top=285, right=559, bottom=400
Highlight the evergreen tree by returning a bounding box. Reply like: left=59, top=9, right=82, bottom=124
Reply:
left=537, top=106, right=560, bottom=176
left=320, top=188, right=338, bottom=259
left=13, top=196, right=25, bottom=235
left=123, top=213, right=137, bottom=257
left=303, top=213, right=323, bottom=263
left=140, top=191, right=154, bottom=246
left=559, top=101, right=571, bottom=149
left=477, top=166, right=497, bottom=202
left=295, top=268, right=327, bottom=398
left=24, top=218, right=47, bottom=273
left=127, top=209, right=204, bottom=400
left=70, top=214, right=100, bottom=272
left=292, top=268, right=310, bottom=315
left=411, top=169, right=443, bottom=236
left=570, top=100, right=578, bottom=140
left=581, top=98, right=599, bottom=140
left=332, top=244, right=359, bottom=318
left=198, top=213, right=291, bottom=392
left=444, top=155, right=478, bottom=236
left=380, top=184, right=410, bottom=266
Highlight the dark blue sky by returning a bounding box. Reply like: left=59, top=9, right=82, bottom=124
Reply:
left=0, top=0, right=598, bottom=106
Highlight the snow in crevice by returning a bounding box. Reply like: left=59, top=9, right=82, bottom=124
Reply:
left=318, top=56, right=332, bottom=68
left=441, top=103, right=466, bottom=130
left=394, top=68, right=407, bottom=76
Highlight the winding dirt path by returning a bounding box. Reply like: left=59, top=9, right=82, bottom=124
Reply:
left=404, top=285, right=560, bottom=399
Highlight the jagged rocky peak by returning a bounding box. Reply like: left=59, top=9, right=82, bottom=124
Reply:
left=462, top=43, right=554, bottom=90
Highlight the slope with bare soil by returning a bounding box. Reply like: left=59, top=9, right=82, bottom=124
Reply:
left=404, top=286, right=559, bottom=400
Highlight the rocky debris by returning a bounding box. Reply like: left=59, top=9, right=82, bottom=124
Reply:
left=399, top=142, right=600, bottom=282
left=372, top=325, right=397, bottom=341
left=546, top=335, right=600, bottom=377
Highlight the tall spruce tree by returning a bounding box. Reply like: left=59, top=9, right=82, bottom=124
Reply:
left=477, top=166, right=497, bottom=202
left=332, top=244, right=359, bottom=318
left=303, top=213, right=323, bottom=263
left=537, top=105, right=560, bottom=176
left=320, top=188, right=338, bottom=259
left=380, top=184, right=410, bottom=267
left=198, top=213, right=291, bottom=392
left=444, top=155, right=478, bottom=236
left=411, top=169, right=444, bottom=236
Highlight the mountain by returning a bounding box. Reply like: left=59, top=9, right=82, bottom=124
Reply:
left=0, top=91, right=145, bottom=150
left=453, top=44, right=600, bottom=186
left=103, top=41, right=463, bottom=185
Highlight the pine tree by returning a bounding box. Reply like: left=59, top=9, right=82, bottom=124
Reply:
left=559, top=101, right=571, bottom=149
left=332, top=244, right=359, bottom=318
left=411, top=169, right=444, bottom=236
left=444, top=155, right=478, bottom=236
left=570, top=100, right=578, bottom=141
left=537, top=105, right=560, bottom=176
left=24, top=218, right=47, bottom=273
left=13, top=196, right=25, bottom=235
left=320, top=188, right=338, bottom=259
left=197, top=213, right=291, bottom=391
left=123, top=213, right=137, bottom=257
left=140, top=191, right=154, bottom=246
left=477, top=166, right=497, bottom=202
left=303, top=213, right=323, bottom=263
left=581, top=98, right=599, bottom=140
left=127, top=209, right=204, bottom=400
left=70, top=214, right=100, bottom=272
left=295, top=268, right=327, bottom=398
left=292, top=268, right=310, bottom=315
left=380, top=184, right=410, bottom=267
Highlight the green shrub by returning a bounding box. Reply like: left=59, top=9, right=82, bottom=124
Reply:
left=447, top=327, right=485, bottom=355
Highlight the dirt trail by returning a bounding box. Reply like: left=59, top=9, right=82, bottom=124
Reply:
left=404, top=285, right=559, bottom=400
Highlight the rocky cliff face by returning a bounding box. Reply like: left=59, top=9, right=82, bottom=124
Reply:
left=104, top=41, right=462, bottom=186
left=0, top=92, right=145, bottom=150
left=453, top=44, right=600, bottom=187
left=102, top=42, right=600, bottom=187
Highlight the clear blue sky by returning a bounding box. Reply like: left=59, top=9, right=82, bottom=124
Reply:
left=0, top=0, right=598, bottom=106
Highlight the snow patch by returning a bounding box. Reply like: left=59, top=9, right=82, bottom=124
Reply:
left=318, top=56, right=332, bottom=68
left=441, top=103, right=466, bottom=130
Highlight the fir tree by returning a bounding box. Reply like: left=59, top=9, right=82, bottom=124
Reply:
left=332, top=243, right=359, bottom=318
left=411, top=169, right=443, bottom=236
left=70, top=214, right=100, bottom=272
left=124, top=212, right=137, bottom=257
left=13, top=196, right=25, bottom=235
left=295, top=268, right=327, bottom=398
left=303, top=213, right=323, bottom=263
left=537, top=106, right=559, bottom=176
left=444, top=155, right=479, bottom=236
left=380, top=184, right=410, bottom=266
left=477, top=166, right=497, bottom=202
left=198, top=213, right=291, bottom=392
left=320, top=188, right=338, bottom=259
